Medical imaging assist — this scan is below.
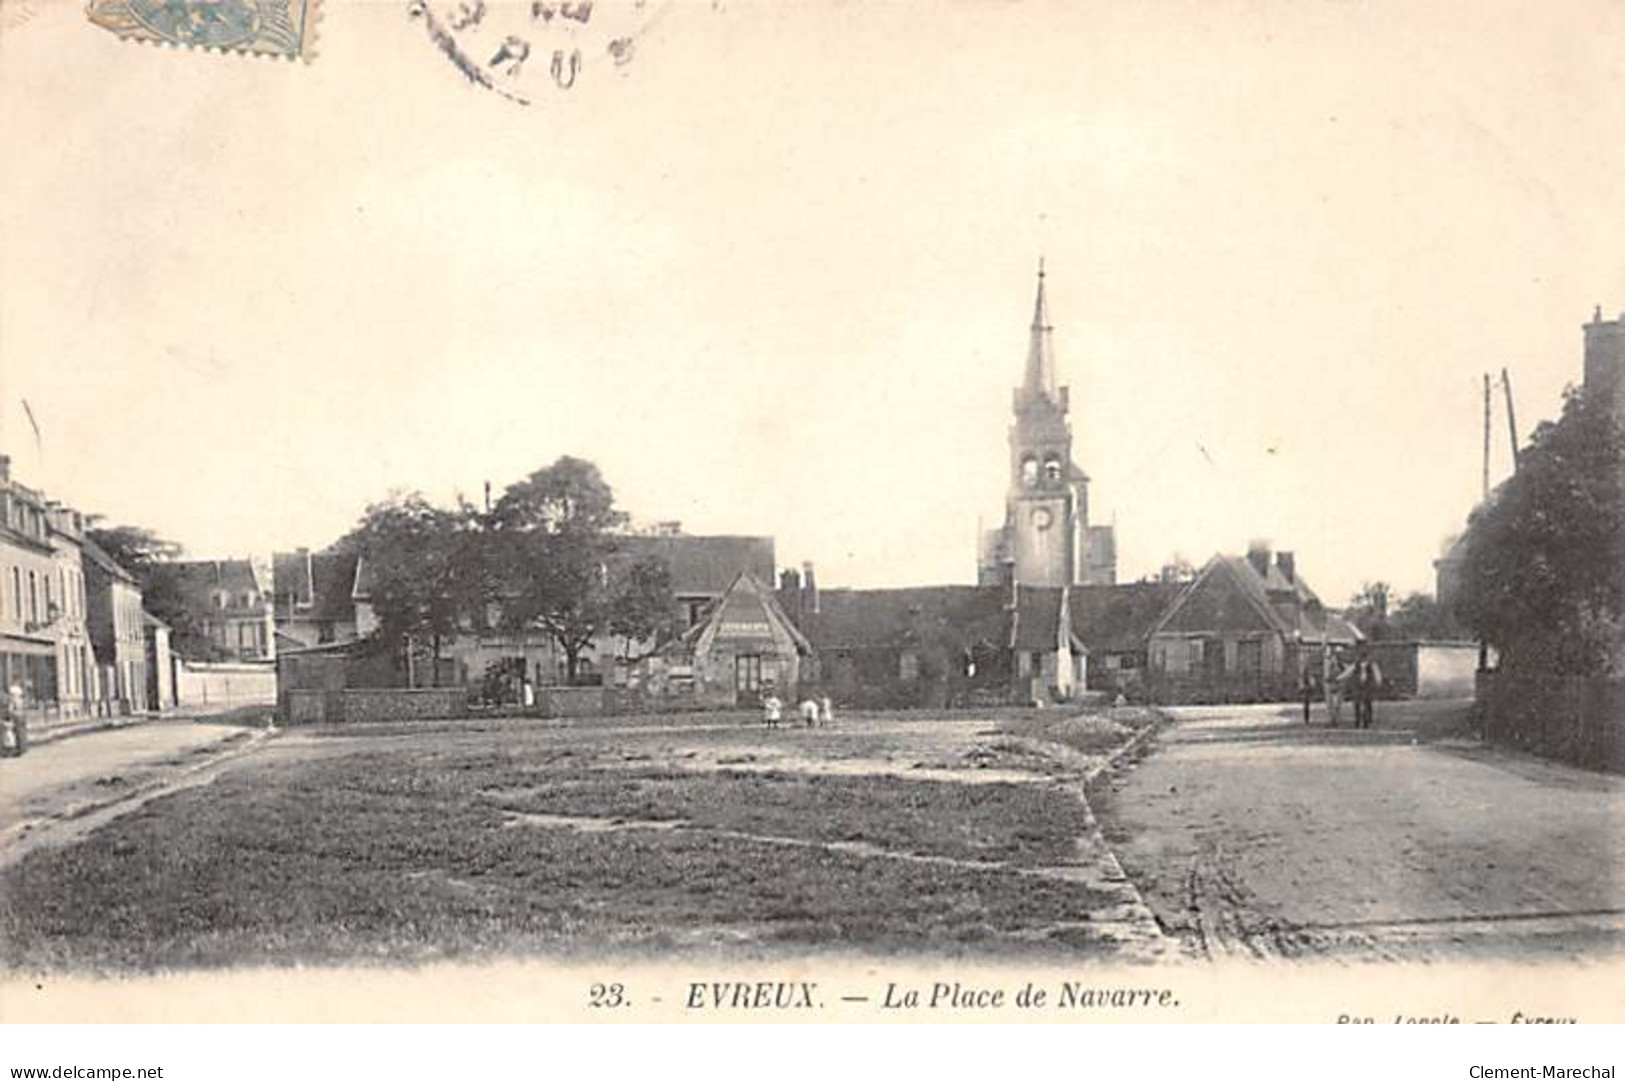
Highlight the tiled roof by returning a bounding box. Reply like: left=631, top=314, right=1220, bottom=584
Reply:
left=615, top=535, right=774, bottom=597
left=1152, top=552, right=1360, bottom=645
left=807, top=586, right=1007, bottom=651
left=1010, top=587, right=1071, bottom=652
left=167, top=559, right=269, bottom=613
left=1070, top=581, right=1181, bottom=653
left=273, top=549, right=362, bottom=621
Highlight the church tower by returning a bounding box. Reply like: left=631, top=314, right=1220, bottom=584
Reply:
left=978, top=262, right=1116, bottom=588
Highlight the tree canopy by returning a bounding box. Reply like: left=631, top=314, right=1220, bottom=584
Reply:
left=85, top=524, right=192, bottom=638
left=345, top=459, right=676, bottom=687
left=1455, top=387, right=1625, bottom=676
left=488, top=457, right=670, bottom=682
left=344, top=492, right=486, bottom=683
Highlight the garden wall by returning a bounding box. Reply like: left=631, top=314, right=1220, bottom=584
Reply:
left=283, top=688, right=467, bottom=725
left=1477, top=671, right=1624, bottom=772
left=176, top=661, right=277, bottom=714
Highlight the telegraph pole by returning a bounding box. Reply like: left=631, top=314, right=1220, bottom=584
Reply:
left=1501, top=368, right=1520, bottom=471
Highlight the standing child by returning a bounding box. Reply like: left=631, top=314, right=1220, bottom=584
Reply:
left=819, top=695, right=834, bottom=727
left=798, top=697, right=819, bottom=727
left=762, top=692, right=782, bottom=729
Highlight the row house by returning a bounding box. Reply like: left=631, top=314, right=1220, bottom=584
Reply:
left=0, top=454, right=151, bottom=732
left=0, top=458, right=65, bottom=718
left=81, top=535, right=149, bottom=713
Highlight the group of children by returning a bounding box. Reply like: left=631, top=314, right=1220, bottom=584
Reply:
left=1300, top=644, right=1385, bottom=729
left=761, top=691, right=834, bottom=729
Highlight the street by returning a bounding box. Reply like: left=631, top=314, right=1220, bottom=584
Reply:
left=0, top=720, right=261, bottom=869
left=1094, top=701, right=1625, bottom=963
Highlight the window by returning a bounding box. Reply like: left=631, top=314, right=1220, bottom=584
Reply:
left=1161, top=639, right=1204, bottom=675
left=27, top=572, right=37, bottom=624
left=899, top=651, right=920, bottom=682
left=6, top=567, right=15, bottom=620
left=1043, top=455, right=1063, bottom=483
left=1020, top=456, right=1038, bottom=488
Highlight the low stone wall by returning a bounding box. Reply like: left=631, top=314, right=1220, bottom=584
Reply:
left=283, top=687, right=468, bottom=725
left=539, top=685, right=608, bottom=719
left=1478, top=671, right=1625, bottom=772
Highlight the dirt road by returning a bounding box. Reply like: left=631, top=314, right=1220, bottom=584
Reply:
left=1094, top=702, right=1625, bottom=963
left=0, top=721, right=267, bottom=869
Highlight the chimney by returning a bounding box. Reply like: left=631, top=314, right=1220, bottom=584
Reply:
left=1276, top=551, right=1296, bottom=583
left=801, top=561, right=819, bottom=615
left=777, top=568, right=803, bottom=625
left=1246, top=539, right=1271, bottom=578
left=0, top=454, right=9, bottom=483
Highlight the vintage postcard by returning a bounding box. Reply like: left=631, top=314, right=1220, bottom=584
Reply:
left=0, top=0, right=1621, bottom=1031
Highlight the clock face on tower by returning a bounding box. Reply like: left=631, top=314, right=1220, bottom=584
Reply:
left=1030, top=507, right=1054, bottom=531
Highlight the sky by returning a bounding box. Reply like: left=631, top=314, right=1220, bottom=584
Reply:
left=2, top=0, right=1622, bottom=606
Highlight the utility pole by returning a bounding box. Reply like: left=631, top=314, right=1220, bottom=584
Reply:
left=1501, top=368, right=1520, bottom=471
left=1482, top=373, right=1492, bottom=500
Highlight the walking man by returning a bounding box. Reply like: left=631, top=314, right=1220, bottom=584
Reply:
left=1347, top=645, right=1384, bottom=730
left=1299, top=661, right=1319, bottom=724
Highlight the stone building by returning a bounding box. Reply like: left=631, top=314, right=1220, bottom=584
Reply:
left=645, top=572, right=812, bottom=708
left=0, top=456, right=68, bottom=723
left=273, top=547, right=366, bottom=648
left=167, top=558, right=277, bottom=661
left=82, top=535, right=149, bottom=713
left=1146, top=542, right=1361, bottom=704
left=46, top=502, right=95, bottom=722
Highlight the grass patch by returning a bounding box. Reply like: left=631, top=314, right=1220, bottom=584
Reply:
left=0, top=729, right=1115, bottom=971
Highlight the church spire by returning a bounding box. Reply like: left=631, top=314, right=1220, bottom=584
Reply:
left=1022, top=258, right=1058, bottom=403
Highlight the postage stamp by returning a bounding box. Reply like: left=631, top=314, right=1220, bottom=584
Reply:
left=85, top=0, right=318, bottom=61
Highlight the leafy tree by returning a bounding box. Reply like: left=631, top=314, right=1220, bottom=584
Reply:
left=1385, top=592, right=1464, bottom=641
left=85, top=524, right=192, bottom=640
left=344, top=492, right=484, bottom=686
left=490, top=457, right=629, bottom=684
left=1456, top=387, right=1625, bottom=676
left=1347, top=581, right=1392, bottom=640
left=607, top=556, right=677, bottom=661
